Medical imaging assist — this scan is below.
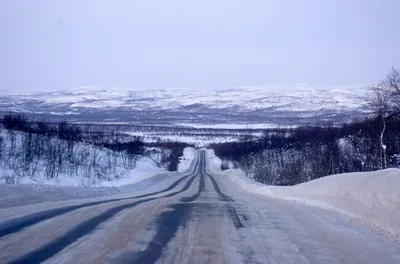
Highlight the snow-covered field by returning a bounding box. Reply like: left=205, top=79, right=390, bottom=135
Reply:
left=0, top=85, right=369, bottom=125
left=2, top=85, right=368, bottom=113
left=122, top=130, right=261, bottom=147
left=123, top=132, right=238, bottom=147
left=174, top=123, right=286, bottom=129
left=206, top=149, right=400, bottom=242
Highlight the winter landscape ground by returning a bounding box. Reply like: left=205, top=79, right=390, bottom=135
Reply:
left=2, top=1, right=400, bottom=262
left=1, top=78, right=400, bottom=263
left=0, top=85, right=369, bottom=126
left=0, top=150, right=399, bottom=264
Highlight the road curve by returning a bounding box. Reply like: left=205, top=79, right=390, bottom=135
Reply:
left=0, top=150, right=399, bottom=264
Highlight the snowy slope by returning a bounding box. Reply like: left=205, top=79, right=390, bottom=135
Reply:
left=0, top=85, right=369, bottom=125
left=206, top=149, right=400, bottom=242
left=0, top=150, right=199, bottom=209
left=100, top=157, right=166, bottom=187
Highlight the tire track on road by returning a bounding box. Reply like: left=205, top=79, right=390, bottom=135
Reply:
left=127, top=151, right=247, bottom=264
left=8, top=170, right=200, bottom=264
left=0, top=155, right=200, bottom=239
left=204, top=168, right=247, bottom=229
left=5, top=154, right=202, bottom=264
left=127, top=152, right=207, bottom=264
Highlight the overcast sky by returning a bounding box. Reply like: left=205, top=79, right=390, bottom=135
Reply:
left=1, top=0, right=399, bottom=92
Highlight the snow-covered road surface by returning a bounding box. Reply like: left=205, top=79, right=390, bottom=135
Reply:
left=0, top=150, right=399, bottom=264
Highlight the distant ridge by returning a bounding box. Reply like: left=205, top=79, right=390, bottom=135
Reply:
left=0, top=85, right=368, bottom=126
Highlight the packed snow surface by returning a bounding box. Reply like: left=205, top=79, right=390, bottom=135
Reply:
left=0, top=154, right=199, bottom=208
left=206, top=149, right=400, bottom=241
left=0, top=184, right=120, bottom=209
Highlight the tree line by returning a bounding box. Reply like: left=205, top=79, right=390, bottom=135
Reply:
left=211, top=68, right=400, bottom=186
left=0, top=115, right=192, bottom=184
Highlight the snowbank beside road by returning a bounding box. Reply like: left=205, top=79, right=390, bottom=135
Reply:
left=177, top=147, right=196, bottom=172
left=101, top=157, right=166, bottom=187
left=0, top=150, right=199, bottom=208
left=0, top=156, right=167, bottom=188
left=206, top=149, right=400, bottom=241
left=0, top=156, right=169, bottom=208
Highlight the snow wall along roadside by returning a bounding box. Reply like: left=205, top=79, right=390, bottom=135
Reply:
left=205, top=149, right=400, bottom=242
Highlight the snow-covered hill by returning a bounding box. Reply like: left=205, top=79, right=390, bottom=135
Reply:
left=0, top=85, right=369, bottom=126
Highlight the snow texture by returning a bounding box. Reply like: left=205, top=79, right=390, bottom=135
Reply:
left=0, top=153, right=166, bottom=188
left=122, top=131, right=257, bottom=148
left=206, top=149, right=400, bottom=242
left=175, top=123, right=285, bottom=129
left=1, top=85, right=369, bottom=126
left=0, top=167, right=181, bottom=209
left=0, top=148, right=201, bottom=209
left=0, top=156, right=170, bottom=208
left=22, top=85, right=368, bottom=112
left=101, top=157, right=166, bottom=187
left=0, top=130, right=169, bottom=187
left=177, top=147, right=196, bottom=172
left=0, top=184, right=120, bottom=209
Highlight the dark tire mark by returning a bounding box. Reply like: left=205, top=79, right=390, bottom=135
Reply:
left=179, top=151, right=205, bottom=203
left=179, top=168, right=204, bottom=202
left=242, top=214, right=249, bottom=221
left=126, top=203, right=193, bottom=264
left=0, top=156, right=200, bottom=239
left=224, top=204, right=245, bottom=229
left=125, top=152, right=207, bottom=263
left=7, top=160, right=202, bottom=264
left=119, top=151, right=248, bottom=264
left=205, top=171, right=233, bottom=202
left=204, top=170, right=248, bottom=229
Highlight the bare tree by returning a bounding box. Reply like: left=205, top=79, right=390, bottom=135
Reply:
left=369, top=83, right=392, bottom=169
left=385, top=67, right=400, bottom=114
left=368, top=68, right=400, bottom=169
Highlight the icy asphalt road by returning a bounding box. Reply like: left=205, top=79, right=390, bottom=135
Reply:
left=0, top=151, right=399, bottom=264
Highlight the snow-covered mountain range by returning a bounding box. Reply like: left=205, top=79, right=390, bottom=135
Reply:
left=0, top=85, right=369, bottom=126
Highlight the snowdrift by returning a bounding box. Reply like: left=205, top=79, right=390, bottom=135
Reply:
left=206, top=149, right=400, bottom=242
left=0, top=149, right=198, bottom=208
left=177, top=147, right=196, bottom=172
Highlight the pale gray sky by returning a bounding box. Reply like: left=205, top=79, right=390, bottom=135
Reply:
left=1, top=0, right=399, bottom=92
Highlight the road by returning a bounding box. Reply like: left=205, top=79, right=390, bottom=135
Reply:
left=0, top=150, right=399, bottom=264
